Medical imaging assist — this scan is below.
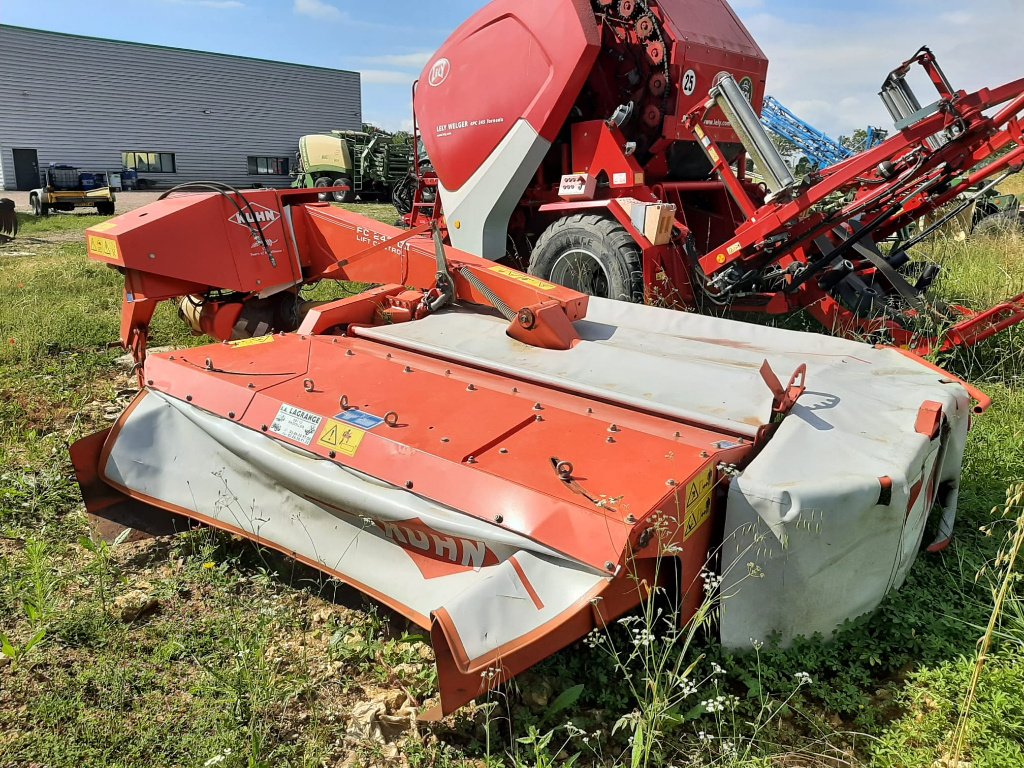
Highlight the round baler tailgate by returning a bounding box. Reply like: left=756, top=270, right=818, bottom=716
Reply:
left=415, top=0, right=601, bottom=259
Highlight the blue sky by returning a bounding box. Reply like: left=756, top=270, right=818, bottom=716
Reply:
left=2, top=0, right=1021, bottom=137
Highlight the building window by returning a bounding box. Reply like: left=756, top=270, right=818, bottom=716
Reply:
left=248, top=156, right=290, bottom=175
left=122, top=151, right=176, bottom=173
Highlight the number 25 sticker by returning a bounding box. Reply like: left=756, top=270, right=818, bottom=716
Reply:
left=682, top=69, right=697, bottom=96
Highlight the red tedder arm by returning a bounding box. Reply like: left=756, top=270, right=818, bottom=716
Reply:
left=679, top=53, right=1024, bottom=353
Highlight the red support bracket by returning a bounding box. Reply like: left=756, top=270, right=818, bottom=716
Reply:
left=914, top=401, right=943, bottom=439
left=759, top=360, right=807, bottom=418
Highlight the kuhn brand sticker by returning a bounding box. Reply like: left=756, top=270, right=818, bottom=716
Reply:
left=270, top=404, right=323, bottom=446
left=228, top=203, right=280, bottom=228
left=336, top=409, right=385, bottom=430
left=317, top=419, right=366, bottom=457
left=376, top=517, right=498, bottom=570
left=427, top=57, right=450, bottom=87
left=489, top=264, right=556, bottom=291
left=227, top=335, right=274, bottom=349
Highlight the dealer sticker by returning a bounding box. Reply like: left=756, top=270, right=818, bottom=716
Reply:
left=317, top=419, right=366, bottom=457
left=336, top=409, right=385, bottom=430
left=269, top=404, right=323, bottom=445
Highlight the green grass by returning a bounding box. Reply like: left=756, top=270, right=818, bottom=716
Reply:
left=999, top=172, right=1024, bottom=199
left=335, top=201, right=401, bottom=225
left=0, top=202, right=1022, bottom=767
left=13, top=211, right=115, bottom=237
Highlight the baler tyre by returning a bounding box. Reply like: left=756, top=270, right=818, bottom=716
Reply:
left=314, top=176, right=334, bottom=202
left=334, top=177, right=354, bottom=204
left=972, top=211, right=1024, bottom=237
left=529, top=214, right=644, bottom=303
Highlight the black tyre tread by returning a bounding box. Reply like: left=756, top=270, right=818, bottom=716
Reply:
left=529, top=213, right=644, bottom=303
left=335, top=178, right=355, bottom=204
left=973, top=211, right=1023, bottom=236
left=314, top=176, right=333, bottom=202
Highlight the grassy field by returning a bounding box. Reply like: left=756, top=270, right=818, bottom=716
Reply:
left=999, top=172, right=1024, bottom=198
left=1, top=202, right=1023, bottom=768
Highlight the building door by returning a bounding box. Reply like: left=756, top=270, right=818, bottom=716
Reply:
left=12, top=148, right=39, bottom=190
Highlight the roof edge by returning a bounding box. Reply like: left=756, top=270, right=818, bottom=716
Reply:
left=0, top=24, right=361, bottom=78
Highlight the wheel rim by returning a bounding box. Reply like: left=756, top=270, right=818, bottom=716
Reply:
left=549, top=248, right=610, bottom=296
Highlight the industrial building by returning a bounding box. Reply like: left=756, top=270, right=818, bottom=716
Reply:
left=0, top=25, right=361, bottom=191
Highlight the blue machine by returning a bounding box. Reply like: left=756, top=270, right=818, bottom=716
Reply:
left=760, top=95, right=882, bottom=169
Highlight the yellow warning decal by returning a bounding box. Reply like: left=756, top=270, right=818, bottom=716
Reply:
left=489, top=265, right=556, bottom=291
left=708, top=147, right=720, bottom=163
left=683, top=494, right=713, bottom=540
left=87, top=235, right=119, bottom=260
left=726, top=242, right=741, bottom=255
left=227, top=335, right=274, bottom=349
left=683, top=466, right=715, bottom=541
left=317, top=419, right=366, bottom=457
left=90, top=220, right=117, bottom=232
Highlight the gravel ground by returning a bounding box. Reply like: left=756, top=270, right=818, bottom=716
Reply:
left=1, top=190, right=165, bottom=215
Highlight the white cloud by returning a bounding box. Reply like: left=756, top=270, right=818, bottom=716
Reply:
left=360, top=69, right=416, bottom=85
left=363, top=112, right=415, bottom=132
left=293, top=0, right=342, bottom=21
left=739, top=0, right=1024, bottom=137
left=162, top=0, right=245, bottom=8
left=361, top=51, right=433, bottom=70
left=939, top=11, right=972, bottom=25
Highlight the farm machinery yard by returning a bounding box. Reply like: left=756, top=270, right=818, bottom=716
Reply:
left=2, top=0, right=1024, bottom=765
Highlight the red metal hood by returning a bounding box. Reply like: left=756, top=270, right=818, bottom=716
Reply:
left=416, top=0, right=601, bottom=191
left=658, top=0, right=766, bottom=60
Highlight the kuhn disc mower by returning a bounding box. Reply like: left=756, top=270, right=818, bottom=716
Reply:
left=73, top=184, right=988, bottom=715
left=406, top=0, right=1024, bottom=355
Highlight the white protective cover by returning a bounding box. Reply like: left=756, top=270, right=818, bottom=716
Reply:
left=363, top=298, right=973, bottom=647
left=105, top=297, right=972, bottom=651
left=104, top=391, right=606, bottom=665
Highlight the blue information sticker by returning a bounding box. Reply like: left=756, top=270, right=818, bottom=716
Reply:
left=335, top=408, right=385, bottom=430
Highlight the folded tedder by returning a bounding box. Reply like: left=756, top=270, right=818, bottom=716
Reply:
left=70, top=0, right=1022, bottom=717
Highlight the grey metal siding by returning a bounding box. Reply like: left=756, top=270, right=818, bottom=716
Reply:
left=0, top=26, right=361, bottom=190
